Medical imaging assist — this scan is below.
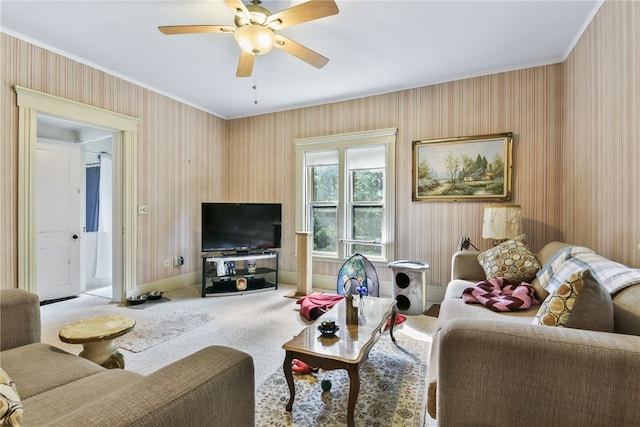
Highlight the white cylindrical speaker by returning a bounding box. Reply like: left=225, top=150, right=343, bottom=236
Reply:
left=388, top=261, right=430, bottom=315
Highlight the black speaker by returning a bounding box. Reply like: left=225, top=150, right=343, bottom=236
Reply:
left=388, top=261, right=429, bottom=315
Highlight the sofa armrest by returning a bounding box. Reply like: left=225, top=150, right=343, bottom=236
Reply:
left=450, top=251, right=486, bottom=282
left=49, top=346, right=255, bottom=427
left=438, top=319, right=640, bottom=426
left=0, top=289, right=41, bottom=351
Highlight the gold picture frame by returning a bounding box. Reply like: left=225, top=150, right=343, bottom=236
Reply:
left=412, top=132, right=513, bottom=202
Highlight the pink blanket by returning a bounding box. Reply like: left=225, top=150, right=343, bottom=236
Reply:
left=297, top=294, right=344, bottom=320
left=462, top=278, right=539, bottom=312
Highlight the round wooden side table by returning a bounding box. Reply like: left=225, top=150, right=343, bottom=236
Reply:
left=59, top=315, right=135, bottom=369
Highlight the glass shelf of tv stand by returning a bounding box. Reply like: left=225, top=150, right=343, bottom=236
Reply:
left=201, top=251, right=279, bottom=297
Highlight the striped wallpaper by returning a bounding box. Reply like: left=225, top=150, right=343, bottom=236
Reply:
left=1, top=33, right=227, bottom=290
left=2, top=0, right=637, bottom=295
left=226, top=65, right=564, bottom=288
left=562, top=0, right=639, bottom=268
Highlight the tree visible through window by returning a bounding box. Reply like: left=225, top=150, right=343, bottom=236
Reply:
left=311, top=164, right=338, bottom=253
left=351, top=168, right=383, bottom=257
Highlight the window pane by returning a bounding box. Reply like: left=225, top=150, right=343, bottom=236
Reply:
left=351, top=205, right=383, bottom=257
left=312, top=206, right=337, bottom=253
left=352, top=169, right=383, bottom=202
left=352, top=206, right=382, bottom=241
left=311, top=165, right=338, bottom=202
left=352, top=243, right=382, bottom=257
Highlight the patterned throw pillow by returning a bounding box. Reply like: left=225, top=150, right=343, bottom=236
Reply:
left=533, top=269, right=614, bottom=331
left=477, top=234, right=541, bottom=282
left=0, top=368, right=23, bottom=427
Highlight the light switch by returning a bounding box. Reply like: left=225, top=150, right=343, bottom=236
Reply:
left=138, top=205, right=148, bottom=215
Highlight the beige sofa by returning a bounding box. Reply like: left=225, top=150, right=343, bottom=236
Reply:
left=427, top=241, right=640, bottom=426
left=0, top=289, right=255, bottom=427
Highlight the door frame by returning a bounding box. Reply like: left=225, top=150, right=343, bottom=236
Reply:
left=15, top=86, right=138, bottom=303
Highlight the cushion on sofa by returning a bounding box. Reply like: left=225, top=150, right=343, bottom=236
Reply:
left=612, top=285, right=640, bottom=336
left=0, top=343, right=105, bottom=399
left=437, top=293, right=537, bottom=333
left=22, top=369, right=143, bottom=426
left=450, top=251, right=487, bottom=282
left=533, top=269, right=614, bottom=332
left=0, top=290, right=41, bottom=352
left=477, top=234, right=541, bottom=282
left=0, top=368, right=23, bottom=427
left=535, top=242, right=574, bottom=267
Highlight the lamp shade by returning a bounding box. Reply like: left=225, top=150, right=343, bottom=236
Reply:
left=234, top=24, right=275, bottom=55
left=482, top=204, right=522, bottom=240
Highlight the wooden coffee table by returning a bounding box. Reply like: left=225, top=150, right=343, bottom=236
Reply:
left=59, top=315, right=135, bottom=369
left=282, top=296, right=397, bottom=427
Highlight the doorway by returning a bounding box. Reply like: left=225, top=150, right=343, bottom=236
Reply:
left=37, top=114, right=116, bottom=300
left=15, top=86, right=138, bottom=303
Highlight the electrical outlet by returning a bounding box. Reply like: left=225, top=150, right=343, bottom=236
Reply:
left=163, top=258, right=171, bottom=268
left=138, top=205, right=148, bottom=215
left=174, top=256, right=184, bottom=266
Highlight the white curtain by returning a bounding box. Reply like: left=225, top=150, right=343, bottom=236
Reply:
left=95, top=154, right=112, bottom=279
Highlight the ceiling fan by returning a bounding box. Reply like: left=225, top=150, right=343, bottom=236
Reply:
left=158, top=0, right=339, bottom=77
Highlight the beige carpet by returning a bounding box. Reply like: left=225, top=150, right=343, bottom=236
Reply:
left=38, top=283, right=439, bottom=425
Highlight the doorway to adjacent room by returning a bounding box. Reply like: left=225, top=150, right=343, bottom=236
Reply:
left=15, top=86, right=138, bottom=303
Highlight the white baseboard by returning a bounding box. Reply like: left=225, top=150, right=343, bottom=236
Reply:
left=139, top=269, right=447, bottom=306
left=135, top=271, right=201, bottom=296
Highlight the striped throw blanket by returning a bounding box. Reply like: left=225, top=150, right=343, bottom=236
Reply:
left=462, top=278, right=539, bottom=312
left=536, top=246, right=640, bottom=295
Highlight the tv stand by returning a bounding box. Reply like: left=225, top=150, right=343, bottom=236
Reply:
left=201, top=251, right=279, bottom=297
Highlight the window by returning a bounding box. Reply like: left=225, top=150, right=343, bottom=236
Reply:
left=295, top=128, right=396, bottom=262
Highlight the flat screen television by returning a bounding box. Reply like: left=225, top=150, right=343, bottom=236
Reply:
left=201, top=202, right=282, bottom=252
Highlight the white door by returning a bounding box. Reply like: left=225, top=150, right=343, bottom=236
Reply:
left=36, top=140, right=85, bottom=300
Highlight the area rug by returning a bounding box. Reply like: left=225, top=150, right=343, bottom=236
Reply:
left=117, top=311, right=215, bottom=353
left=255, top=330, right=430, bottom=426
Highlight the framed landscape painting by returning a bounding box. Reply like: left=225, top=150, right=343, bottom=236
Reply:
left=412, top=132, right=513, bottom=202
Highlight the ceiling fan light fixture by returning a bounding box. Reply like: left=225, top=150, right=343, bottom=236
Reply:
left=160, top=0, right=339, bottom=76
left=235, top=24, right=274, bottom=55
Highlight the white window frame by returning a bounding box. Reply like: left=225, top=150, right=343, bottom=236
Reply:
left=295, top=128, right=396, bottom=263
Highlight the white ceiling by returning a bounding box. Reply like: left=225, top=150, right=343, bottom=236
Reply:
left=1, top=0, right=601, bottom=120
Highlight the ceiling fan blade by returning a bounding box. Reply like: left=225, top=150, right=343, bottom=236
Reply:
left=236, top=50, right=255, bottom=77
left=267, top=0, right=338, bottom=30
left=158, top=25, right=235, bottom=35
left=224, top=0, right=251, bottom=20
left=274, top=35, right=329, bottom=69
